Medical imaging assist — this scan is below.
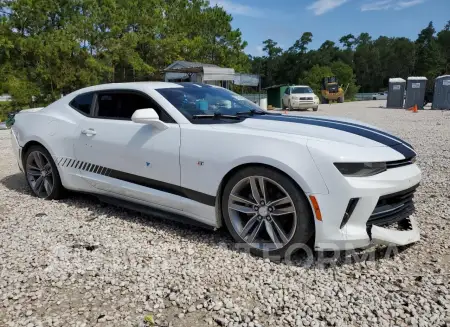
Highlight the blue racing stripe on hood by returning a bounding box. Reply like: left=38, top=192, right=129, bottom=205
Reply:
left=251, top=114, right=416, bottom=159
left=291, top=115, right=414, bottom=149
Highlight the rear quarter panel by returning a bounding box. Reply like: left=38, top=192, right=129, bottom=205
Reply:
left=13, top=101, right=82, bottom=187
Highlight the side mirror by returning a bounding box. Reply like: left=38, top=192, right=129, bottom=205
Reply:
left=131, top=109, right=168, bottom=130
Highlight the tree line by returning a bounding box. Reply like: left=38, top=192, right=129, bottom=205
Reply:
left=0, top=0, right=249, bottom=117
left=250, top=21, right=450, bottom=98
left=0, top=0, right=448, bottom=119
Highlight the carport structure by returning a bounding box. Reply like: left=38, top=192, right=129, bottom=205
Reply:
left=164, top=61, right=235, bottom=88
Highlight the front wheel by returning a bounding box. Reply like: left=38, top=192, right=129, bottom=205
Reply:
left=222, top=167, right=314, bottom=259
left=313, top=106, right=318, bottom=112
left=23, top=145, right=65, bottom=200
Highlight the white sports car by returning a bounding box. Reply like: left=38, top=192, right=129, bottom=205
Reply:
left=10, top=82, right=421, bottom=258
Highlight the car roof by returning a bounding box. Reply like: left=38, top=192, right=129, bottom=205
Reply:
left=68, top=82, right=215, bottom=97
left=290, top=85, right=311, bottom=88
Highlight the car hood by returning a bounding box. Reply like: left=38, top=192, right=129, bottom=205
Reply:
left=237, top=113, right=411, bottom=149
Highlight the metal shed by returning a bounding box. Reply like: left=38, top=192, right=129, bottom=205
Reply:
left=405, top=77, right=427, bottom=109
left=164, top=61, right=235, bottom=87
left=265, top=84, right=289, bottom=109
left=386, top=78, right=406, bottom=108
left=432, top=75, right=450, bottom=110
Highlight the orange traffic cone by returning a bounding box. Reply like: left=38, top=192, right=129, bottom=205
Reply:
left=413, top=104, right=418, bottom=113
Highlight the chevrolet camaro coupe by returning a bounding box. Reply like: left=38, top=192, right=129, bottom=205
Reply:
left=11, top=82, right=421, bottom=258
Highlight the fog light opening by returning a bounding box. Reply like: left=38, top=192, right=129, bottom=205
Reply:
left=340, top=198, right=359, bottom=229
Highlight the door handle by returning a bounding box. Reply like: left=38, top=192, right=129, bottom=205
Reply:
left=81, top=129, right=96, bottom=136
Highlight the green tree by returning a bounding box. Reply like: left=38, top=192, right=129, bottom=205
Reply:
left=437, top=21, right=450, bottom=73
left=301, top=65, right=333, bottom=96
left=415, top=22, right=445, bottom=83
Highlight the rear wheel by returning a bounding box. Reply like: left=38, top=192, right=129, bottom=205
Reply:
left=288, top=100, right=293, bottom=111
left=24, top=145, right=65, bottom=200
left=222, top=167, right=314, bottom=259
left=373, top=97, right=376, bottom=100
left=338, top=96, right=344, bottom=103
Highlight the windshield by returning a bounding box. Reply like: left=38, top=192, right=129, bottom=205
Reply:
left=291, top=87, right=313, bottom=94
left=157, top=84, right=264, bottom=122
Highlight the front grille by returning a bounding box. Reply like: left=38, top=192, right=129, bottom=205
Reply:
left=299, top=97, right=313, bottom=101
left=386, top=156, right=415, bottom=169
left=367, top=184, right=419, bottom=227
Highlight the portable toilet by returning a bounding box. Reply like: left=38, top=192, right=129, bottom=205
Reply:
left=432, top=75, right=450, bottom=110
left=405, top=77, right=427, bottom=109
left=386, top=78, right=406, bottom=108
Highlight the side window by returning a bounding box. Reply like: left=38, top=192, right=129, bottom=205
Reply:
left=95, top=91, right=172, bottom=122
left=285, top=88, right=290, bottom=95
left=70, top=93, right=93, bottom=115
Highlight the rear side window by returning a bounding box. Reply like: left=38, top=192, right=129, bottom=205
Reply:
left=70, top=93, right=93, bottom=115
left=94, top=91, right=173, bottom=123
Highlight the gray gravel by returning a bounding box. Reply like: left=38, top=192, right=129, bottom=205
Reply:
left=1, top=101, right=449, bottom=327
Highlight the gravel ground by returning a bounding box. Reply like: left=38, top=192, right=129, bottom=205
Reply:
left=0, top=101, right=449, bottom=327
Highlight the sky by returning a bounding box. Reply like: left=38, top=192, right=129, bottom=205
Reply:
left=209, top=0, right=450, bottom=56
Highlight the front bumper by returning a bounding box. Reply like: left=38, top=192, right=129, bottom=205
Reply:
left=311, top=164, right=421, bottom=251
left=290, top=101, right=318, bottom=109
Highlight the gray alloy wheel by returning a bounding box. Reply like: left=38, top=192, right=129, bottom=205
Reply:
left=227, top=176, right=297, bottom=251
left=26, top=150, right=55, bottom=198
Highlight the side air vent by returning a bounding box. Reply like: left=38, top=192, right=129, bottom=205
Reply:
left=340, top=198, right=359, bottom=229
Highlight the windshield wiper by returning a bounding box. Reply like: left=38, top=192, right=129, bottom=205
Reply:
left=236, top=109, right=267, bottom=116
left=192, top=113, right=241, bottom=120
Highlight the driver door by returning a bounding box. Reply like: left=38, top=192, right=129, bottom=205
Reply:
left=72, top=90, right=182, bottom=210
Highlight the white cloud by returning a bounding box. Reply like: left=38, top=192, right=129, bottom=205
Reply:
left=396, top=0, right=425, bottom=9
left=361, top=0, right=392, bottom=11
left=307, top=0, right=350, bottom=16
left=361, top=0, right=425, bottom=11
left=209, top=0, right=264, bottom=17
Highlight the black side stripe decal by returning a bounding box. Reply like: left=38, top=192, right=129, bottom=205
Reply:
left=57, top=158, right=215, bottom=206
left=107, top=169, right=216, bottom=207
left=252, top=115, right=416, bottom=159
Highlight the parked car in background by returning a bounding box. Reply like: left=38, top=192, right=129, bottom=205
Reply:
left=282, top=85, right=320, bottom=111
left=372, top=92, right=388, bottom=100
left=11, top=82, right=421, bottom=258
left=0, top=122, right=7, bottom=130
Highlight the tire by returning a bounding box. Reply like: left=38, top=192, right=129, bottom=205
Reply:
left=338, top=96, right=344, bottom=103
left=313, top=106, right=318, bottom=112
left=288, top=101, right=293, bottom=111
left=321, top=97, right=328, bottom=104
left=222, top=166, right=314, bottom=259
left=23, top=145, right=65, bottom=200
left=373, top=97, right=376, bottom=100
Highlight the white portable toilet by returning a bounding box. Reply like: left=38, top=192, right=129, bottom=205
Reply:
left=432, top=75, right=450, bottom=110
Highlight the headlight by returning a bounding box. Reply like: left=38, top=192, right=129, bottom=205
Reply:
left=334, top=162, right=387, bottom=177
